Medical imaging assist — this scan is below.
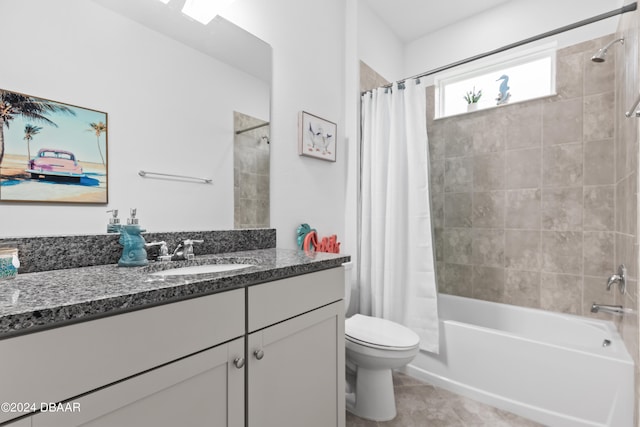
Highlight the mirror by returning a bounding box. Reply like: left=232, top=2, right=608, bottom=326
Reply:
left=0, top=0, right=270, bottom=236
left=92, top=0, right=272, bottom=230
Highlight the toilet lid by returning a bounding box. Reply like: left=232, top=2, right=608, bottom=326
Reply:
left=345, top=314, right=420, bottom=349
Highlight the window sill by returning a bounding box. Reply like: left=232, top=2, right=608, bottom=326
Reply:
left=433, top=92, right=557, bottom=121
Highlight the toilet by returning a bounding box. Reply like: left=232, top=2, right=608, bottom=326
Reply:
left=343, top=263, right=420, bottom=422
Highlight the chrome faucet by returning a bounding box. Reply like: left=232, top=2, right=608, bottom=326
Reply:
left=172, top=239, right=204, bottom=261
left=591, top=303, right=625, bottom=315
left=145, top=241, right=171, bottom=262
left=605, top=264, right=626, bottom=293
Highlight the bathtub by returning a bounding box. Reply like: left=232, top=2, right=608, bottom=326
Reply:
left=403, top=294, right=634, bottom=427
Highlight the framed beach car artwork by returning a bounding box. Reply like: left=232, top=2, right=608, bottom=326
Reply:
left=298, top=111, right=337, bottom=162
left=0, top=88, right=108, bottom=204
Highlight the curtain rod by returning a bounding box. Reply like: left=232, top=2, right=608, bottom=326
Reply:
left=372, top=2, right=637, bottom=92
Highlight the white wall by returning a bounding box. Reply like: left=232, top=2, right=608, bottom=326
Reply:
left=343, top=0, right=361, bottom=313
left=356, top=1, right=404, bottom=82
left=405, top=0, right=625, bottom=84
left=223, top=0, right=347, bottom=249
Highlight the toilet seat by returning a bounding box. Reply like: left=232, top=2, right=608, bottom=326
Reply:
left=345, top=314, right=419, bottom=350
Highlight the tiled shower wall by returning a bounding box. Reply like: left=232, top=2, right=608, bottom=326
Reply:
left=616, top=9, right=640, bottom=425
left=360, top=61, right=390, bottom=92
left=426, top=35, right=629, bottom=318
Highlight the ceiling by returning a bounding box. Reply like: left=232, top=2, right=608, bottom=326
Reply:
left=362, top=0, right=513, bottom=43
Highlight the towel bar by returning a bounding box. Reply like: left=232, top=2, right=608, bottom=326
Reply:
left=138, top=170, right=212, bottom=184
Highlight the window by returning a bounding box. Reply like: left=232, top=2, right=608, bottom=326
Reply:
left=435, top=43, right=556, bottom=118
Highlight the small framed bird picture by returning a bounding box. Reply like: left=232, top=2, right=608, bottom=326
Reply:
left=298, top=111, right=337, bottom=162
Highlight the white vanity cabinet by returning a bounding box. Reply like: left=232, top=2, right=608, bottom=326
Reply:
left=247, top=268, right=345, bottom=427
left=2, top=266, right=346, bottom=427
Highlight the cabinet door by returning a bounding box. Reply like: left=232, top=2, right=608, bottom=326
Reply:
left=248, top=301, right=345, bottom=427
left=32, top=338, right=245, bottom=427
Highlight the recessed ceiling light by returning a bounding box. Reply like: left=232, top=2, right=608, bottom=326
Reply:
left=181, top=0, right=235, bottom=25
left=156, top=0, right=170, bottom=4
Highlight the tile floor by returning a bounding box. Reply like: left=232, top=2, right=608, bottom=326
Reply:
left=345, top=372, right=543, bottom=427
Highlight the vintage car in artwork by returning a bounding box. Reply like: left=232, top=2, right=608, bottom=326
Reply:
left=26, top=148, right=85, bottom=181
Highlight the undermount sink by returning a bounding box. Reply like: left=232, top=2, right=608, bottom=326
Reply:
left=150, top=263, right=254, bottom=277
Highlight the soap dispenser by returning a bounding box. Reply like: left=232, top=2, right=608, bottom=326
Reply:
left=106, top=209, right=121, bottom=233
left=118, top=208, right=148, bottom=267
left=127, top=208, right=140, bottom=225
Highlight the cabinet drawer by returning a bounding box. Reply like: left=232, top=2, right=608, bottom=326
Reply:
left=248, top=267, right=344, bottom=332
left=0, top=289, right=244, bottom=424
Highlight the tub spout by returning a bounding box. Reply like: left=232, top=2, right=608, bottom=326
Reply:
left=591, top=303, right=624, bottom=315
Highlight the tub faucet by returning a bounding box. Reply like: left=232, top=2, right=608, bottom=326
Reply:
left=591, top=303, right=624, bottom=315
left=605, top=264, right=626, bottom=294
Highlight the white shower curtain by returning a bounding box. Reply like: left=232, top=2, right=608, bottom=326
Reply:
left=359, top=79, right=439, bottom=353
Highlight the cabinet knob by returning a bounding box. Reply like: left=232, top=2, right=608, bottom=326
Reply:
left=254, top=349, right=265, bottom=360
left=233, top=357, right=245, bottom=369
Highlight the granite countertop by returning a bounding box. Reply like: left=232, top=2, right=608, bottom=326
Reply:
left=0, top=248, right=350, bottom=339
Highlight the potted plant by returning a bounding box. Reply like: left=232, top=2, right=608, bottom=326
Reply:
left=463, top=87, right=482, bottom=112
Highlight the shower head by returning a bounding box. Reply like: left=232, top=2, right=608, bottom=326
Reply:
left=591, top=37, right=624, bottom=62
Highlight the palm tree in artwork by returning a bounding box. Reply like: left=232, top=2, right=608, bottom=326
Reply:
left=23, top=124, right=42, bottom=161
left=0, top=89, right=74, bottom=167
left=88, top=122, right=107, bottom=165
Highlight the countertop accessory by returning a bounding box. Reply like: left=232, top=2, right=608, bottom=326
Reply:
left=296, top=223, right=340, bottom=253
left=118, top=223, right=148, bottom=267
left=296, top=223, right=316, bottom=249
left=106, top=209, right=121, bottom=233
left=0, top=242, right=20, bottom=280
left=138, top=170, right=212, bottom=184
left=127, top=208, right=139, bottom=225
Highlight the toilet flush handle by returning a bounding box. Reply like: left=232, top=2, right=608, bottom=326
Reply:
left=254, top=349, right=265, bottom=360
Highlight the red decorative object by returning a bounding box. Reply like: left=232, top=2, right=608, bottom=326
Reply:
left=302, top=231, right=340, bottom=254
